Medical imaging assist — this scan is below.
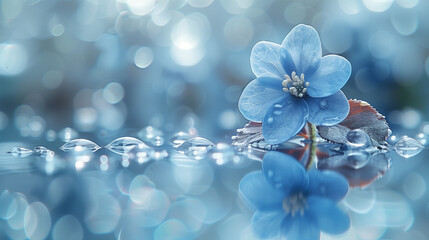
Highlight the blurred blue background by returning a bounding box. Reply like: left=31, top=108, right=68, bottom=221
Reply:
left=0, top=0, right=428, bottom=140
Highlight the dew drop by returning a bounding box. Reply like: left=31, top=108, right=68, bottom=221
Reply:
left=58, top=127, right=78, bottom=142
left=169, top=132, right=192, bottom=147
left=267, top=117, right=274, bottom=124
left=274, top=104, right=282, bottom=108
left=60, top=139, right=100, bottom=152
left=274, top=110, right=282, bottom=115
left=175, top=137, right=215, bottom=160
left=320, top=99, right=328, bottom=110
left=267, top=170, right=274, bottom=178
left=10, top=147, right=33, bottom=157
left=345, top=129, right=372, bottom=149
left=394, top=136, right=425, bottom=158
left=105, top=137, right=150, bottom=155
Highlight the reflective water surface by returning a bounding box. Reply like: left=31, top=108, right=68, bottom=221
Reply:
left=0, top=131, right=427, bottom=240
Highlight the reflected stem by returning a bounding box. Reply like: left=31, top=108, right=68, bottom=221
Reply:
left=306, top=122, right=317, bottom=170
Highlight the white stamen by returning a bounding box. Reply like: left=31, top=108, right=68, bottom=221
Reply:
left=281, top=71, right=310, bottom=97
left=283, top=192, right=307, bottom=217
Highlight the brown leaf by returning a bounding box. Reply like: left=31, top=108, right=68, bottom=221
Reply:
left=317, top=99, right=389, bottom=148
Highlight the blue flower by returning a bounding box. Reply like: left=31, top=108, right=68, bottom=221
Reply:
left=239, top=151, right=350, bottom=240
left=239, top=24, right=351, bottom=144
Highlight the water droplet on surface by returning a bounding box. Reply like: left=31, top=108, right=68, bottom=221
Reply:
left=33, top=146, right=55, bottom=160
left=105, top=137, right=150, bottom=155
left=137, top=126, right=164, bottom=146
left=169, top=132, right=192, bottom=146
left=394, top=136, right=425, bottom=158
left=175, top=137, right=214, bottom=160
left=345, top=129, right=372, bottom=149
left=10, top=147, right=33, bottom=157
left=60, top=139, right=100, bottom=152
left=58, top=128, right=78, bottom=142
left=267, top=117, right=274, bottom=124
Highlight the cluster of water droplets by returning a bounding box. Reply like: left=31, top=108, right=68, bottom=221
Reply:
left=342, top=128, right=426, bottom=158
left=10, top=146, right=55, bottom=160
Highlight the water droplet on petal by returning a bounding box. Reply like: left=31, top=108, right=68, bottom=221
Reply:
left=10, top=147, right=33, bottom=157
left=58, top=127, right=78, bottom=142
left=105, top=137, right=149, bottom=155
left=320, top=99, right=328, bottom=110
left=175, top=137, right=214, bottom=160
left=394, top=136, right=425, bottom=158
left=60, top=139, right=100, bottom=152
left=267, top=117, right=274, bottom=124
left=346, top=129, right=372, bottom=149
left=169, top=132, right=192, bottom=146
left=267, top=170, right=274, bottom=178
left=274, top=110, right=282, bottom=115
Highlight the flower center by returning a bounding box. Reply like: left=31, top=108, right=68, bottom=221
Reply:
left=282, top=71, right=310, bottom=98
left=282, top=192, right=307, bottom=217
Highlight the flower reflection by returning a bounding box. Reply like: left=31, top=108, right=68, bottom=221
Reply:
left=239, top=151, right=350, bottom=239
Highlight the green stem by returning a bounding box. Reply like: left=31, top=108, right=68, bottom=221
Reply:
left=306, top=122, right=317, bottom=170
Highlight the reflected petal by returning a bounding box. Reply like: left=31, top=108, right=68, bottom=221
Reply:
left=306, top=91, right=349, bottom=126
left=306, top=55, right=351, bottom=98
left=238, top=78, right=286, bottom=122
left=307, top=170, right=349, bottom=202
left=251, top=210, right=285, bottom=238
left=282, top=214, right=320, bottom=240
left=262, top=151, right=308, bottom=194
left=307, top=196, right=350, bottom=234
left=239, top=171, right=284, bottom=211
left=250, top=41, right=295, bottom=78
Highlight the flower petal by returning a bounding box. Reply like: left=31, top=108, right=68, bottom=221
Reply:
left=251, top=210, right=286, bottom=239
left=307, top=196, right=350, bottom=234
left=281, top=24, right=322, bottom=77
left=282, top=214, right=320, bottom=240
left=262, top=96, right=309, bottom=144
left=250, top=41, right=296, bottom=78
left=306, top=55, right=352, bottom=98
left=262, top=151, right=308, bottom=194
left=305, top=90, right=350, bottom=126
left=307, top=170, right=349, bottom=202
left=238, top=77, right=286, bottom=122
left=239, top=171, right=284, bottom=211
